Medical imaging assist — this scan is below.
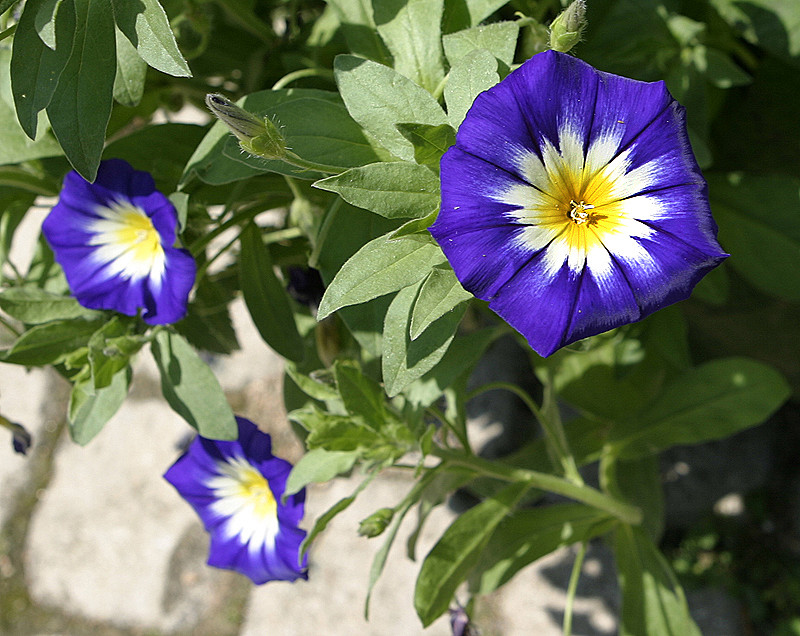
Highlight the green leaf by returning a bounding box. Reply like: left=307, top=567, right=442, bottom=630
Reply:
left=11, top=0, right=74, bottom=139
left=68, top=365, right=131, bottom=445
left=150, top=330, right=237, bottom=440
left=176, top=274, right=239, bottom=355
left=611, top=357, right=790, bottom=459
left=403, top=327, right=497, bottom=407
left=614, top=524, right=702, bottom=636
left=442, top=21, right=519, bottom=66
left=104, top=123, right=206, bottom=194
left=444, top=48, right=499, bottom=129
left=601, top=454, right=664, bottom=543
left=709, top=172, right=800, bottom=300
left=112, top=26, right=146, bottom=107
left=34, top=0, right=61, bottom=49
left=1, top=317, right=103, bottom=365
left=0, top=166, right=60, bottom=196
left=0, top=287, right=96, bottom=323
left=710, top=0, right=800, bottom=63
left=289, top=403, right=381, bottom=451
left=395, top=123, right=456, bottom=174
left=239, top=223, right=304, bottom=362
left=111, top=0, right=191, bottom=77
left=469, top=504, right=615, bottom=595
left=442, top=0, right=508, bottom=33
left=300, top=474, right=375, bottom=557
left=414, top=480, right=529, bottom=627
left=334, top=55, right=449, bottom=162
left=388, top=210, right=439, bottom=238
left=47, top=0, right=116, bottom=180
left=183, top=89, right=384, bottom=185
left=213, top=0, right=274, bottom=43
left=284, top=448, right=360, bottom=497
left=284, top=362, right=341, bottom=404
left=410, top=265, right=472, bottom=340
left=317, top=232, right=446, bottom=320
left=373, top=0, right=445, bottom=93
left=314, top=161, right=440, bottom=219
left=334, top=359, right=386, bottom=429
left=700, top=47, right=751, bottom=88
left=87, top=317, right=145, bottom=390
left=382, top=280, right=465, bottom=397
left=325, top=0, right=391, bottom=63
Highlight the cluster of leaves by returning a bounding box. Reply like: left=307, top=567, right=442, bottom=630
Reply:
left=0, top=0, right=798, bottom=634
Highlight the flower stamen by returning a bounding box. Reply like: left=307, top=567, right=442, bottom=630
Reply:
left=568, top=199, right=594, bottom=225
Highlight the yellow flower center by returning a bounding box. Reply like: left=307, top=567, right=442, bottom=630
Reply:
left=112, top=206, right=161, bottom=263
left=500, top=123, right=660, bottom=274
left=88, top=198, right=167, bottom=281
left=235, top=465, right=278, bottom=520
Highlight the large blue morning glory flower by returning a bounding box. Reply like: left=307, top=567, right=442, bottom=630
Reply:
left=164, top=417, right=308, bottom=584
left=429, top=50, right=728, bottom=357
left=42, top=159, right=196, bottom=325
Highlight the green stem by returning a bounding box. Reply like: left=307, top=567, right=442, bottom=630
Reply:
left=188, top=197, right=290, bottom=256
left=425, top=404, right=470, bottom=451
left=432, top=73, right=449, bottom=102
left=468, top=380, right=582, bottom=484
left=282, top=150, right=340, bottom=175
left=563, top=541, right=587, bottom=636
left=541, top=370, right=583, bottom=484
left=272, top=67, right=335, bottom=90
left=0, top=313, right=20, bottom=338
left=432, top=447, right=641, bottom=525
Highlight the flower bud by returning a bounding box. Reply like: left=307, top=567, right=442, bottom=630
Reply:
left=0, top=416, right=32, bottom=455
left=205, top=93, right=288, bottom=161
left=549, top=0, right=587, bottom=53
left=358, top=507, right=394, bottom=538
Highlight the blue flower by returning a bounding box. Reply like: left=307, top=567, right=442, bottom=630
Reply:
left=430, top=51, right=728, bottom=357
left=42, top=159, right=196, bottom=325
left=164, top=417, right=308, bottom=584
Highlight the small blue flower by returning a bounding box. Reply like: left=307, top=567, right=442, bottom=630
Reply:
left=42, top=159, right=196, bottom=325
left=430, top=51, right=728, bottom=357
left=164, top=417, right=308, bottom=584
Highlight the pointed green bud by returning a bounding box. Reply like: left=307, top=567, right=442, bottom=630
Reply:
left=549, top=0, right=587, bottom=53
left=358, top=507, right=394, bottom=538
left=205, top=93, right=287, bottom=161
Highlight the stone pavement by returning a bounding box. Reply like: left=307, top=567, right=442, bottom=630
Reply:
left=0, top=211, right=743, bottom=636
left=0, top=295, right=623, bottom=636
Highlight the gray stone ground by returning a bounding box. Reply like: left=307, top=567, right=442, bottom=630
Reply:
left=0, top=197, right=746, bottom=636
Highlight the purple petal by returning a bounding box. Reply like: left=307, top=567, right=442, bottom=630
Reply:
left=431, top=50, right=728, bottom=356
left=42, top=159, right=195, bottom=325
left=163, top=417, right=308, bottom=585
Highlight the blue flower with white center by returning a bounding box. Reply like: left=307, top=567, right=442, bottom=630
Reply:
left=430, top=50, right=728, bottom=357
left=42, top=159, right=196, bottom=325
left=164, top=417, right=308, bottom=584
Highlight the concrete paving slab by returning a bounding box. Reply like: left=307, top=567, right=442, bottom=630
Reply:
left=0, top=365, right=51, bottom=527
left=24, top=397, right=202, bottom=632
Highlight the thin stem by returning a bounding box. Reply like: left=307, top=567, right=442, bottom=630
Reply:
left=194, top=232, right=240, bottom=283
left=425, top=404, right=470, bottom=451
left=468, top=380, right=582, bottom=484
left=541, top=370, right=583, bottom=484
left=188, top=197, right=290, bottom=256
left=0, top=312, right=20, bottom=337
left=563, top=541, right=587, bottom=636
left=272, top=67, right=335, bottom=90
left=432, top=73, right=448, bottom=102
left=432, top=447, right=641, bottom=525
left=282, top=151, right=340, bottom=175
